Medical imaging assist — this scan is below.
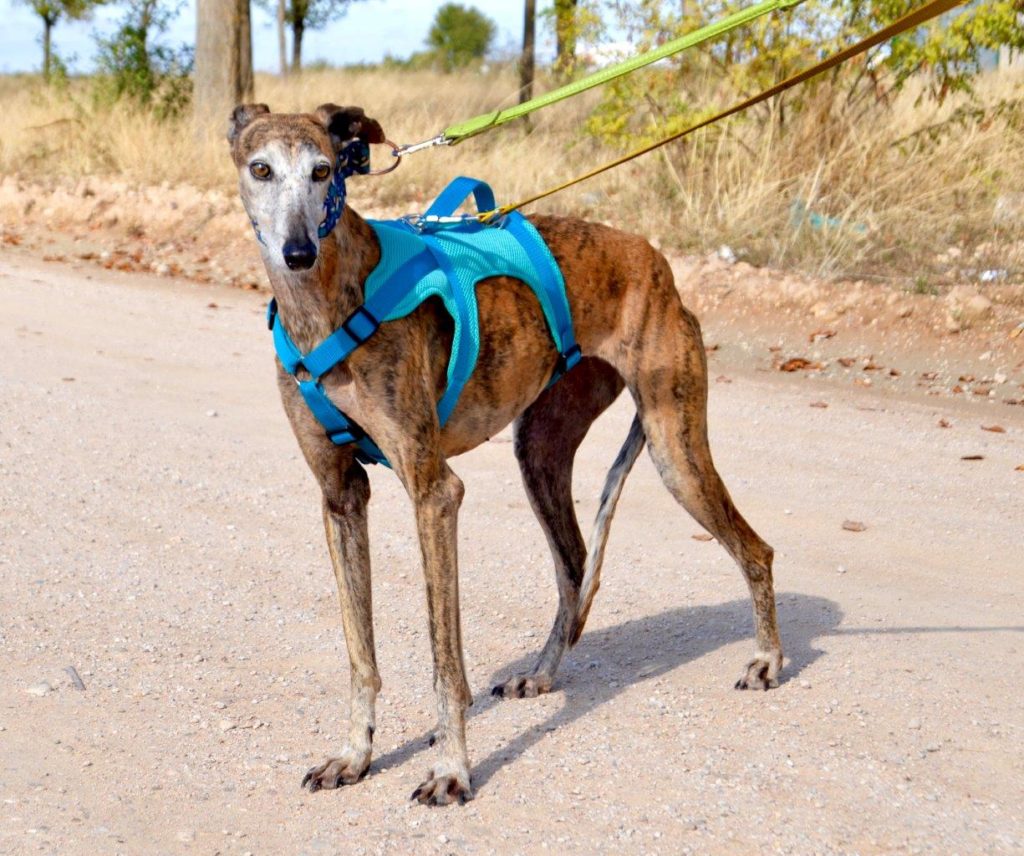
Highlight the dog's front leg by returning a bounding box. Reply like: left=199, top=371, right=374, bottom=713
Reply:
left=406, top=461, right=474, bottom=806
left=302, top=460, right=381, bottom=792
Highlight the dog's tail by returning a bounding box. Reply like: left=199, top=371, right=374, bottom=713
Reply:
left=569, top=413, right=646, bottom=646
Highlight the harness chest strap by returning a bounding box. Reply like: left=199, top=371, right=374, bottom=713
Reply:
left=269, top=176, right=582, bottom=468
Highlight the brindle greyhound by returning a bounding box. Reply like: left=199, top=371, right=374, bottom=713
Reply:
left=229, top=102, right=783, bottom=806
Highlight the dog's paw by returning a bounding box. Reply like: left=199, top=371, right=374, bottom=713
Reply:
left=301, top=750, right=370, bottom=793
left=734, top=650, right=783, bottom=691
left=490, top=674, right=552, bottom=700
left=410, top=766, right=473, bottom=807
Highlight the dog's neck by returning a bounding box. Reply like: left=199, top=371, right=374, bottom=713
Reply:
left=266, top=208, right=381, bottom=354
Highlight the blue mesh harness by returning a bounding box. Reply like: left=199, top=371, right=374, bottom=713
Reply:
left=268, top=175, right=581, bottom=468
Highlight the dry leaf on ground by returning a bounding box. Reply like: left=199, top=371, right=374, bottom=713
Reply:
left=961, top=455, right=985, bottom=461
left=938, top=419, right=952, bottom=428
left=779, top=357, right=822, bottom=372
left=981, top=425, right=1006, bottom=433
left=692, top=533, right=714, bottom=542
left=842, top=520, right=867, bottom=532
left=810, top=401, right=828, bottom=409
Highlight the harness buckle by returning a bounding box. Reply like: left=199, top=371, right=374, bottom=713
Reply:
left=328, top=422, right=365, bottom=445
left=341, top=305, right=380, bottom=346
left=555, top=344, right=582, bottom=377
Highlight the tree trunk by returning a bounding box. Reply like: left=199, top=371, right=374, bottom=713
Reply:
left=194, top=0, right=253, bottom=131
left=554, top=0, right=578, bottom=79
left=277, top=0, right=288, bottom=76
left=291, top=17, right=304, bottom=73
left=238, top=0, right=253, bottom=99
left=42, top=16, right=53, bottom=82
left=519, top=0, right=535, bottom=106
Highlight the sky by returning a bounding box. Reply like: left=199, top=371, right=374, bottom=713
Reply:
left=0, top=0, right=555, bottom=75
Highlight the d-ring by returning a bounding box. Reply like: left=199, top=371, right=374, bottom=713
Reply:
left=368, top=140, right=402, bottom=176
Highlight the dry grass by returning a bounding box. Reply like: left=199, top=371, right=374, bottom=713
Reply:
left=1, top=65, right=1021, bottom=281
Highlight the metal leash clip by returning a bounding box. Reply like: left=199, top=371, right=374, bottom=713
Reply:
left=391, top=135, right=451, bottom=158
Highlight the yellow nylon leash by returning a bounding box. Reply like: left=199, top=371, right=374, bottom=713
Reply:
left=478, top=0, right=967, bottom=223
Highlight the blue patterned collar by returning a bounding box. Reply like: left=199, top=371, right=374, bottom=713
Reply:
left=317, top=139, right=371, bottom=238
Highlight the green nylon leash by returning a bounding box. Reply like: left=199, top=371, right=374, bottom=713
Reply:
left=395, top=0, right=805, bottom=154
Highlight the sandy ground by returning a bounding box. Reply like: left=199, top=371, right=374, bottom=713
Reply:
left=1, top=249, right=1023, bottom=855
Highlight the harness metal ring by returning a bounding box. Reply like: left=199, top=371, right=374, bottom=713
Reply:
left=369, top=140, right=402, bottom=176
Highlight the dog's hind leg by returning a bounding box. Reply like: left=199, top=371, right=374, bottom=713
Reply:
left=491, top=357, right=624, bottom=700
left=300, top=455, right=382, bottom=792
left=624, top=292, right=783, bottom=690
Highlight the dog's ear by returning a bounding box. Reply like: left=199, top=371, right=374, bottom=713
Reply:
left=228, top=103, right=270, bottom=145
left=314, top=103, right=386, bottom=151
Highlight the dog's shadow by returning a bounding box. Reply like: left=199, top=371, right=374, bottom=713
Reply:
left=370, top=592, right=840, bottom=789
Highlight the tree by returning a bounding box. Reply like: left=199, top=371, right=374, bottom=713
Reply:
left=427, top=3, right=496, bottom=72
left=276, top=0, right=287, bottom=75
left=586, top=0, right=1024, bottom=146
left=95, top=0, right=193, bottom=116
left=255, top=0, right=362, bottom=73
left=194, top=0, right=252, bottom=127
left=520, top=0, right=536, bottom=105
left=23, top=0, right=97, bottom=81
left=553, top=0, right=578, bottom=79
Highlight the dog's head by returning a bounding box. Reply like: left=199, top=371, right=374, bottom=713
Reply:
left=228, top=103, right=385, bottom=273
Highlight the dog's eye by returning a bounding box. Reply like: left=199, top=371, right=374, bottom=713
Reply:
left=312, top=163, right=331, bottom=182
left=249, top=161, right=272, bottom=180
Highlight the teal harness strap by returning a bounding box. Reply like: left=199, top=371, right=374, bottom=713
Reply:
left=268, top=176, right=580, bottom=467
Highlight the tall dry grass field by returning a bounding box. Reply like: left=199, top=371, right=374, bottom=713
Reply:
left=1, top=65, right=1021, bottom=281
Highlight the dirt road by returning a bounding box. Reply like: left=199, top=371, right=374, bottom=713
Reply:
left=1, top=252, right=1022, bottom=855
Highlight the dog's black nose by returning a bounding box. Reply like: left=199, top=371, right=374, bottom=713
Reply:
left=282, top=237, right=317, bottom=271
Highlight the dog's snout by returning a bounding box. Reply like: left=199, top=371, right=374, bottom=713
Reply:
left=282, top=237, right=317, bottom=271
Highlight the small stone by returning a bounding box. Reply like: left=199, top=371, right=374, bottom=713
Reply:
left=908, top=719, right=921, bottom=730
left=799, top=680, right=811, bottom=689
left=925, top=743, right=941, bottom=753
left=206, top=410, right=218, bottom=418
left=176, top=830, right=196, bottom=844
left=26, top=682, right=52, bottom=697
left=219, top=719, right=236, bottom=732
